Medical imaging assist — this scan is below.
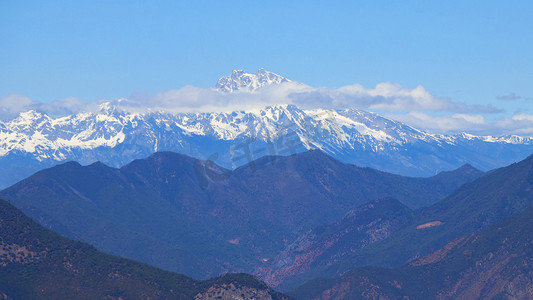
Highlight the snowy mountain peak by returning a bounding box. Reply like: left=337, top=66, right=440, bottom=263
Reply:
left=215, top=69, right=291, bottom=93
left=11, top=110, right=49, bottom=127
left=98, top=102, right=114, bottom=112
left=0, top=103, right=532, bottom=189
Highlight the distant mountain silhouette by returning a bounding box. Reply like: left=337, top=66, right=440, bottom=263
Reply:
left=2, top=100, right=529, bottom=190
left=0, top=150, right=482, bottom=279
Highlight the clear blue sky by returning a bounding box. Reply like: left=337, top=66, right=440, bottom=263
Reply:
left=1, top=0, right=532, bottom=116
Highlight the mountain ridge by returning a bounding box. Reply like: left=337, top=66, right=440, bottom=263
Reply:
left=0, top=197, right=290, bottom=299
left=289, top=204, right=533, bottom=299
left=0, top=98, right=532, bottom=189
left=0, top=150, right=484, bottom=280
left=272, top=151, right=533, bottom=291
left=254, top=197, right=415, bottom=287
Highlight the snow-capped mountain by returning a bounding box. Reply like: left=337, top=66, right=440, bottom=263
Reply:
left=1, top=102, right=532, bottom=189
left=215, top=68, right=290, bottom=92
left=0, top=69, right=532, bottom=189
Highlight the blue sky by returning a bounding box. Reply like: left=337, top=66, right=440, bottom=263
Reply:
left=1, top=1, right=533, bottom=134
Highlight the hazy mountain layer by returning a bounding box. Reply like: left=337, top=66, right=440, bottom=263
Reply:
left=0, top=150, right=482, bottom=280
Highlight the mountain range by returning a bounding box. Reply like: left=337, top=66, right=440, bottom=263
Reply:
left=0, top=197, right=289, bottom=300
left=1, top=147, right=532, bottom=298
left=289, top=204, right=533, bottom=299
left=262, top=152, right=533, bottom=292
left=0, top=69, right=532, bottom=189
left=2, top=69, right=533, bottom=298
left=0, top=150, right=483, bottom=281
left=254, top=197, right=416, bottom=288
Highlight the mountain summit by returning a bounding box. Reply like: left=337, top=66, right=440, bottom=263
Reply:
left=215, top=68, right=291, bottom=92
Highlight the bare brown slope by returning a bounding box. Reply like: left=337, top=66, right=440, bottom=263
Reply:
left=290, top=199, right=533, bottom=300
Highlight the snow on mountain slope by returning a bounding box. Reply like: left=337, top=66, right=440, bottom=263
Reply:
left=0, top=104, right=417, bottom=158
left=0, top=103, right=531, bottom=171
left=215, top=69, right=290, bottom=92
left=0, top=69, right=532, bottom=189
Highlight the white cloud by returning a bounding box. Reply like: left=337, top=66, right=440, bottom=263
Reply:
left=2, top=80, right=500, bottom=118
left=512, top=113, right=533, bottom=122
left=452, top=113, right=486, bottom=124
left=494, top=115, right=533, bottom=135
left=0, top=94, right=89, bottom=120
left=119, top=81, right=317, bottom=113
left=39, top=97, right=87, bottom=116
left=1, top=79, right=525, bottom=136
left=0, top=94, right=36, bottom=119
left=385, top=112, right=484, bottom=134
left=307, top=82, right=501, bottom=113
left=386, top=111, right=533, bottom=136
left=111, top=80, right=500, bottom=115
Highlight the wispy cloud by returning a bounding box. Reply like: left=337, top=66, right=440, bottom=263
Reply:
left=385, top=112, right=487, bottom=134
left=0, top=94, right=36, bottom=119
left=111, top=81, right=502, bottom=115
left=335, top=83, right=502, bottom=113
left=1, top=80, right=527, bottom=136
left=386, top=111, right=533, bottom=136
left=512, top=113, right=533, bottom=122
left=496, top=92, right=522, bottom=101
left=1, top=80, right=501, bottom=117
left=39, top=97, right=88, bottom=116
left=0, top=94, right=88, bottom=120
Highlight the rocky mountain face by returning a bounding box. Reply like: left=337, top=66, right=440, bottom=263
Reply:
left=289, top=205, right=533, bottom=300
left=215, top=68, right=291, bottom=92
left=0, top=70, right=531, bottom=189
left=0, top=198, right=289, bottom=300
left=254, top=198, right=414, bottom=287
left=276, top=153, right=533, bottom=292
left=0, top=150, right=482, bottom=280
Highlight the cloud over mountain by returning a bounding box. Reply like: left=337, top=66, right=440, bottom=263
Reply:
left=0, top=94, right=35, bottom=118
left=0, top=69, right=531, bottom=136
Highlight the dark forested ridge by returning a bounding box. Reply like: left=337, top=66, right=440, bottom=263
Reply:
left=0, top=150, right=482, bottom=279
left=0, top=198, right=289, bottom=299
